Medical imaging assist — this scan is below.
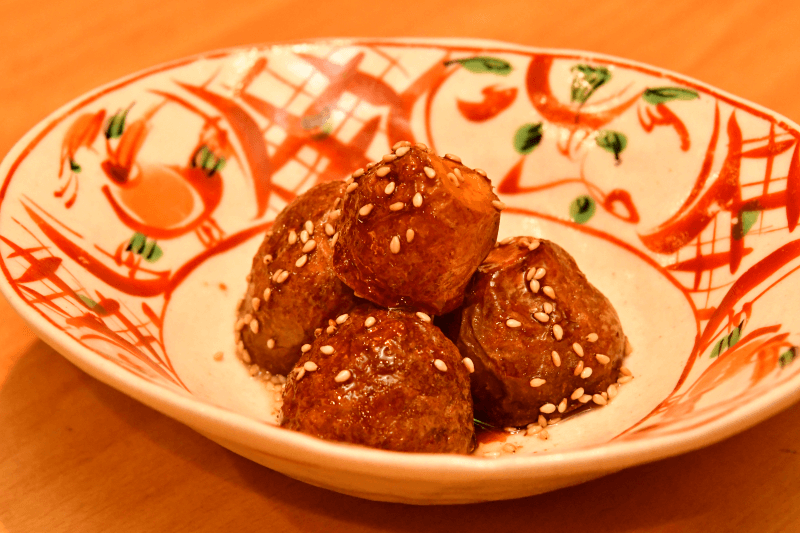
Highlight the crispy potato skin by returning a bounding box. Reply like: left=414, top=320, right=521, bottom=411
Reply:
left=453, top=237, right=625, bottom=427
left=238, top=181, right=359, bottom=375
left=281, top=304, right=475, bottom=454
left=333, top=147, right=500, bottom=315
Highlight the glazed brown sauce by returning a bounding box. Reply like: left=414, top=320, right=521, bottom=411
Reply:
left=474, top=402, right=597, bottom=446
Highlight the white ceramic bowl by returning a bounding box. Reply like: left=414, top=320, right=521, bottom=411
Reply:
left=2, top=37, right=800, bottom=504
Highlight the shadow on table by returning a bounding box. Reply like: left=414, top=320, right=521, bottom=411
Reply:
left=1, top=340, right=798, bottom=532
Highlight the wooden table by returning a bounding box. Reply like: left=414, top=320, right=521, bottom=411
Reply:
left=2, top=0, right=800, bottom=530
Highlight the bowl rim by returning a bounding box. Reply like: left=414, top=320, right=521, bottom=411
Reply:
left=2, top=36, right=800, bottom=482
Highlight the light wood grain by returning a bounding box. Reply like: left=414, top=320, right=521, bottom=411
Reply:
left=3, top=0, right=800, bottom=530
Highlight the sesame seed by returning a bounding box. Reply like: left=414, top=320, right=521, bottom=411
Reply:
left=301, top=344, right=311, bottom=353
left=596, top=354, right=611, bottom=364
left=538, top=415, right=547, bottom=427
left=335, top=313, right=349, bottom=325
left=346, top=182, right=358, bottom=193
left=593, top=394, right=608, bottom=406
left=415, top=142, right=429, bottom=151
left=448, top=172, right=459, bottom=186
left=331, top=232, right=339, bottom=247
left=326, top=325, right=335, bottom=334
left=345, top=176, right=354, bottom=184
left=416, top=311, right=432, bottom=323
left=213, top=351, right=223, bottom=361
left=534, top=268, right=546, bottom=280
left=502, top=443, right=517, bottom=453
left=333, top=198, right=341, bottom=208
left=303, top=240, right=317, bottom=253
left=251, top=297, right=261, bottom=311
left=625, top=338, right=634, bottom=356
left=530, top=280, right=540, bottom=293
left=267, top=338, right=275, bottom=349
left=453, top=167, right=464, bottom=182
left=382, top=153, right=397, bottom=162
left=235, top=319, right=245, bottom=332
left=602, top=391, right=608, bottom=400
left=395, top=146, right=410, bottom=157
left=249, top=319, right=259, bottom=333
left=587, top=333, right=599, bottom=342
left=475, top=168, right=487, bottom=177
left=242, top=350, right=252, bottom=363
left=530, top=378, right=546, bottom=387
left=329, top=209, right=341, bottom=221
left=543, top=286, right=555, bottom=299
left=543, top=302, right=553, bottom=314
left=434, top=359, right=448, bottom=372
left=304, top=361, right=318, bottom=371
left=551, top=351, right=561, bottom=367
left=377, top=166, right=391, bottom=177
left=249, top=364, right=260, bottom=376
left=384, top=181, right=396, bottom=194
left=444, top=153, right=462, bottom=162
left=571, top=387, right=585, bottom=400
left=506, top=319, right=522, bottom=328
left=423, top=166, right=436, bottom=179
left=288, top=230, right=297, bottom=245
left=366, top=162, right=376, bottom=169
left=406, top=229, right=415, bottom=243
left=271, top=269, right=282, bottom=282
left=314, top=328, right=322, bottom=337
left=393, top=140, right=411, bottom=150
left=528, top=240, right=540, bottom=251
left=607, top=384, right=619, bottom=399
left=295, top=367, right=306, bottom=381
left=390, top=236, right=401, bottom=254
left=553, top=324, right=563, bottom=340
left=462, top=357, right=475, bottom=373
left=527, top=425, right=543, bottom=436
left=558, top=398, right=567, bottom=413
left=320, top=345, right=334, bottom=355
left=300, top=230, right=309, bottom=243
left=538, top=429, right=550, bottom=440
left=618, top=375, right=634, bottom=384
left=572, top=343, right=584, bottom=357
left=389, top=201, right=404, bottom=211
left=540, top=403, right=556, bottom=414
left=359, top=204, right=374, bottom=216
left=263, top=254, right=273, bottom=264
left=353, top=168, right=365, bottom=178
left=413, top=192, right=423, bottom=207
left=295, top=254, right=308, bottom=268
left=492, top=200, right=506, bottom=210
left=572, top=362, right=585, bottom=377
left=334, top=369, right=351, bottom=383
left=364, top=316, right=376, bottom=327
left=534, top=312, right=549, bottom=323
left=620, top=366, right=632, bottom=376
left=580, top=367, right=593, bottom=379
left=325, top=223, right=335, bottom=236
left=244, top=313, right=252, bottom=323
left=579, top=394, right=592, bottom=403
left=277, top=271, right=289, bottom=283
left=483, top=451, right=501, bottom=458
left=526, top=268, right=536, bottom=281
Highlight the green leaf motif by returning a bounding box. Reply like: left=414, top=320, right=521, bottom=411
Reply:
left=742, top=210, right=759, bottom=237
left=193, top=145, right=226, bottom=176
left=444, top=56, right=512, bottom=76
left=710, top=321, right=744, bottom=358
left=69, top=159, right=81, bottom=173
left=127, top=232, right=163, bottom=263
left=642, top=87, right=700, bottom=105
left=78, top=294, right=108, bottom=315
left=596, top=130, right=628, bottom=161
left=780, top=347, right=797, bottom=368
left=569, top=196, right=596, bottom=224
left=513, top=123, right=544, bottom=154
left=104, top=109, right=129, bottom=139
left=570, top=64, right=611, bottom=104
